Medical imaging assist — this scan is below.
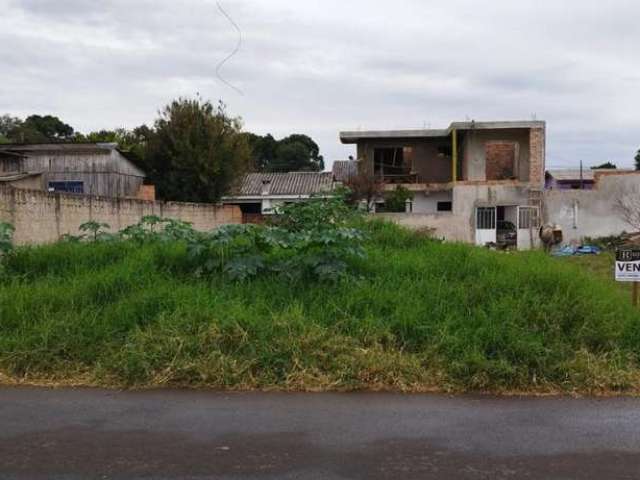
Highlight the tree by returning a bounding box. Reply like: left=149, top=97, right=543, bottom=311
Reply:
left=271, top=134, right=324, bottom=172
left=592, top=162, right=616, bottom=169
left=247, top=133, right=324, bottom=172
left=144, top=98, right=251, bottom=203
left=635, top=149, right=640, bottom=171
left=385, top=185, right=414, bottom=212
left=8, top=115, right=74, bottom=143
left=0, top=114, right=22, bottom=142
left=344, top=167, right=383, bottom=212
left=616, top=185, right=640, bottom=232
left=243, top=132, right=278, bottom=171
left=75, top=126, right=152, bottom=167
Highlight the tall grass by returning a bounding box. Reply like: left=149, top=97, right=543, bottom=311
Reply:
left=1, top=220, right=639, bottom=393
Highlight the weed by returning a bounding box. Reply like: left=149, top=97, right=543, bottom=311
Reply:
left=1, top=215, right=640, bottom=393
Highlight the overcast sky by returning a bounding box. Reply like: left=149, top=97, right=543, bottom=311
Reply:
left=1, top=0, right=639, bottom=169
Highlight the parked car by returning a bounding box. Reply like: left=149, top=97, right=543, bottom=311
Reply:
left=497, top=220, right=517, bottom=247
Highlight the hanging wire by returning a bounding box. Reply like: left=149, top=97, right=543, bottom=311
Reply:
left=215, top=1, right=244, bottom=95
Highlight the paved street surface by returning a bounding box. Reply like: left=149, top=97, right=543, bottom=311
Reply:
left=1, top=388, right=640, bottom=479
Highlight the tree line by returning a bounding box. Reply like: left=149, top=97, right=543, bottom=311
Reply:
left=0, top=98, right=324, bottom=203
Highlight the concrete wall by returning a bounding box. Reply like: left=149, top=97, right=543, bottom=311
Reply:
left=462, top=129, right=531, bottom=183
left=357, top=138, right=452, bottom=183
left=0, top=185, right=242, bottom=245
left=544, top=173, right=640, bottom=243
left=379, top=184, right=532, bottom=244
left=451, top=184, right=532, bottom=243
left=411, top=190, right=453, bottom=214
left=376, top=173, right=640, bottom=248
left=375, top=212, right=467, bottom=240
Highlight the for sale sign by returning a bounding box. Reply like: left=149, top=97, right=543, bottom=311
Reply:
left=615, top=249, right=640, bottom=282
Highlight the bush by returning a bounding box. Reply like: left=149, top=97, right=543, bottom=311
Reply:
left=0, top=222, right=14, bottom=256
left=120, top=216, right=196, bottom=243
left=186, top=194, right=366, bottom=281
left=385, top=186, right=413, bottom=212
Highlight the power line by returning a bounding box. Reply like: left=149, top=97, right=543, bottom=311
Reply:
left=215, top=1, right=244, bottom=95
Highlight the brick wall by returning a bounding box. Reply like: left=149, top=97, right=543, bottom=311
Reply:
left=529, top=127, right=545, bottom=187
left=0, top=185, right=242, bottom=245
left=136, top=185, right=156, bottom=201
left=485, top=142, right=516, bottom=180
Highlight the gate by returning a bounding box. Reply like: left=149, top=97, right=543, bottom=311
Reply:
left=475, top=207, right=496, bottom=246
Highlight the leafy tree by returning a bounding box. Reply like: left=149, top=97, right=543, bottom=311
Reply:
left=385, top=186, right=413, bottom=212
left=243, top=132, right=278, bottom=171
left=344, top=167, right=383, bottom=212
left=270, top=134, right=324, bottom=172
left=635, top=149, right=640, bottom=171
left=247, top=133, right=324, bottom=172
left=592, top=162, right=617, bottom=169
left=75, top=126, right=151, bottom=167
left=144, top=98, right=251, bottom=203
left=8, top=114, right=74, bottom=143
left=0, top=115, right=22, bottom=142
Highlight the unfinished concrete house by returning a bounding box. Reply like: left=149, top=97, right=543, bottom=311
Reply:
left=339, top=120, right=546, bottom=249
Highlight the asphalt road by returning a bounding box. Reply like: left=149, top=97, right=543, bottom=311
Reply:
left=1, top=388, right=640, bottom=479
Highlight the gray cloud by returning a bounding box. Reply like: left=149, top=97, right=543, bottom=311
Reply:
left=1, top=0, right=639, bottom=168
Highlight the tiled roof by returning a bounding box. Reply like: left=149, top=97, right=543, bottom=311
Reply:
left=235, top=172, right=334, bottom=196
left=332, top=160, right=358, bottom=182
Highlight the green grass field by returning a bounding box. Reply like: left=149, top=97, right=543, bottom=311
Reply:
left=1, top=221, right=640, bottom=394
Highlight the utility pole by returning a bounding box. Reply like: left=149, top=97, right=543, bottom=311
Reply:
left=579, top=160, right=584, bottom=190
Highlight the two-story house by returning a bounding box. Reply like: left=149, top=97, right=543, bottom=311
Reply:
left=339, top=120, right=545, bottom=249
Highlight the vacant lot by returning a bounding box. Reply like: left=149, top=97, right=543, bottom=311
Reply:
left=1, top=221, right=639, bottom=394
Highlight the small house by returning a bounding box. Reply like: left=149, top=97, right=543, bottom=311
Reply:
left=0, top=143, right=150, bottom=199
left=222, top=171, right=335, bottom=223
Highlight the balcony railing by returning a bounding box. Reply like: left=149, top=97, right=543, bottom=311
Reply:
left=377, top=173, right=420, bottom=184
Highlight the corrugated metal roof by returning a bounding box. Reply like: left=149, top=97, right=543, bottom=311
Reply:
left=235, top=172, right=334, bottom=196
left=0, top=171, right=43, bottom=182
left=0, top=143, right=116, bottom=155
left=332, top=160, right=358, bottom=182
left=546, top=169, right=595, bottom=181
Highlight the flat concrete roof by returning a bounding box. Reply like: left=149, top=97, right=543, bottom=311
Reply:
left=340, top=120, right=545, bottom=144
left=340, top=129, right=449, bottom=143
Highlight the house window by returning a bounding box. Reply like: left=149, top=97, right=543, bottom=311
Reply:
left=374, top=147, right=406, bottom=178
left=48, top=181, right=84, bottom=194
left=518, top=207, right=539, bottom=229
left=437, top=145, right=452, bottom=157
left=437, top=201, right=452, bottom=212
left=373, top=201, right=387, bottom=213
left=476, top=207, right=496, bottom=229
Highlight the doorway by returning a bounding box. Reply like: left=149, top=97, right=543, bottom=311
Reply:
left=475, top=207, right=496, bottom=246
